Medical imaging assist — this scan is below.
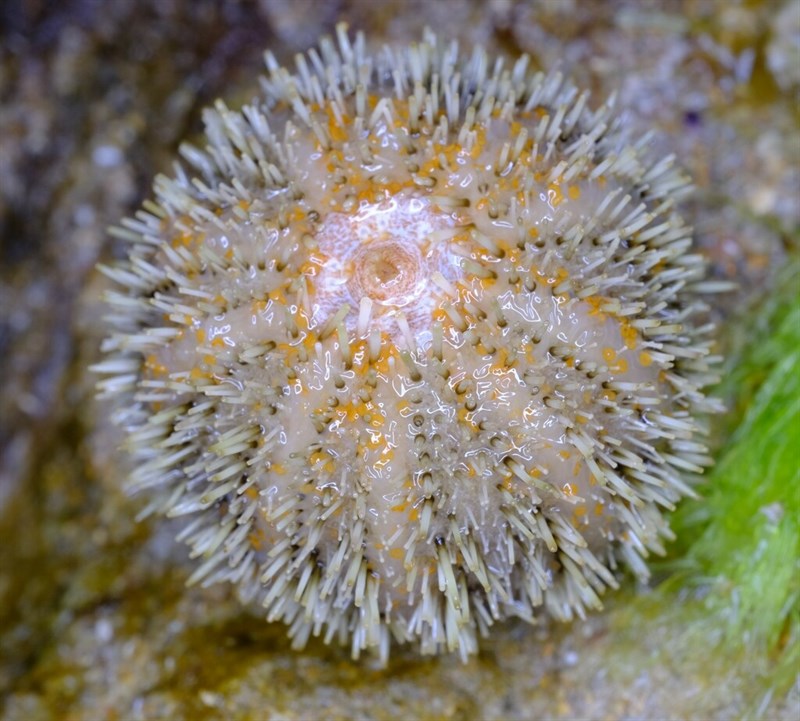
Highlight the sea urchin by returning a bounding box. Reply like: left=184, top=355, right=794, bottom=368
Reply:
left=94, top=26, right=721, bottom=661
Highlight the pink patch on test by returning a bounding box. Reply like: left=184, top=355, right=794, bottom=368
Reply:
left=311, top=195, right=464, bottom=343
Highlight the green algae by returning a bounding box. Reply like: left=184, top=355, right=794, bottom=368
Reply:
left=665, top=256, right=800, bottom=708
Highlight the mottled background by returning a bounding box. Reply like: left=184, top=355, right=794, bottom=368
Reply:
left=1, top=1, right=798, bottom=719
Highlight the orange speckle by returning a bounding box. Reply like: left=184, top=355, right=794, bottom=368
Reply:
left=621, top=323, right=638, bottom=350
left=268, top=287, right=287, bottom=305
left=567, top=185, right=581, bottom=200
left=547, top=182, right=564, bottom=207
left=602, top=347, right=616, bottom=363
left=639, top=351, right=653, bottom=367
left=586, top=296, right=607, bottom=318
left=144, top=354, right=168, bottom=376
left=251, top=299, right=269, bottom=314
left=328, top=120, right=348, bottom=143
left=248, top=529, right=266, bottom=551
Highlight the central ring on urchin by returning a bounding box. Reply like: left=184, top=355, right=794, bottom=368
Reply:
left=349, top=240, right=424, bottom=306
left=311, top=195, right=463, bottom=340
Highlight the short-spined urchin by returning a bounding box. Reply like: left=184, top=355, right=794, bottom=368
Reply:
left=94, top=26, right=722, bottom=662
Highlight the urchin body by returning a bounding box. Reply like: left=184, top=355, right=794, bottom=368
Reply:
left=95, top=26, right=720, bottom=661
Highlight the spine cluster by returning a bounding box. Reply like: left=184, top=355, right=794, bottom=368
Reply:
left=94, top=25, right=722, bottom=662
